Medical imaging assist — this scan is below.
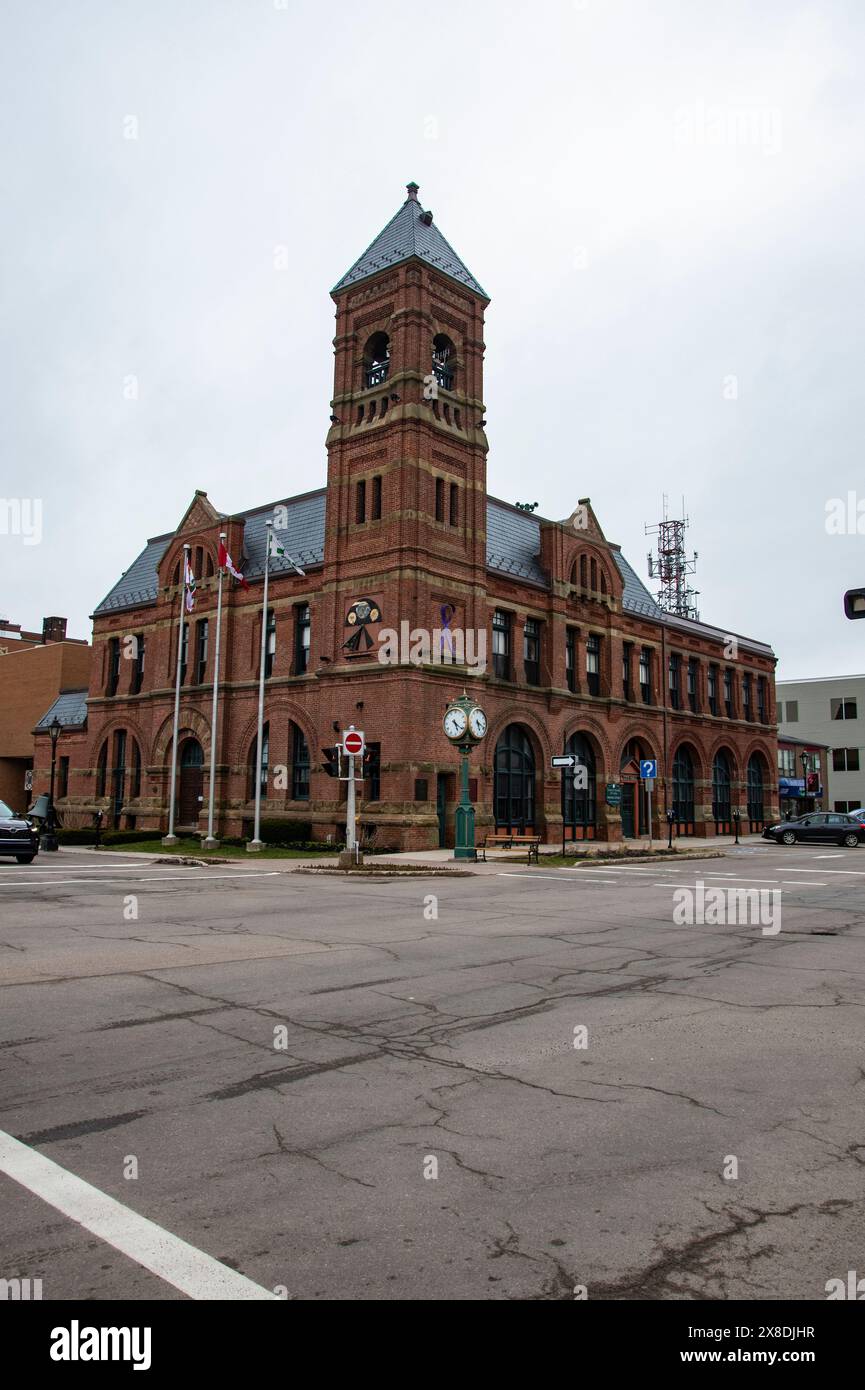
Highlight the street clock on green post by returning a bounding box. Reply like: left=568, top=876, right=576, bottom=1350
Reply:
left=443, top=693, right=486, bottom=860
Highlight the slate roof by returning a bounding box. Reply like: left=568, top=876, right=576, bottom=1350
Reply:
left=486, top=500, right=548, bottom=586
left=332, top=185, right=487, bottom=298
left=92, top=486, right=772, bottom=657
left=93, top=491, right=327, bottom=615
left=36, top=690, right=88, bottom=729
left=242, top=491, right=326, bottom=580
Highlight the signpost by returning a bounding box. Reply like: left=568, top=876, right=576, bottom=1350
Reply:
left=640, top=760, right=658, bottom=849
left=342, top=728, right=364, bottom=857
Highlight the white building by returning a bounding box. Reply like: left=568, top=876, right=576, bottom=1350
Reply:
left=777, top=675, right=865, bottom=812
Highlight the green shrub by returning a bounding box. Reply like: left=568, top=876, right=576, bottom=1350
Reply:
left=259, top=819, right=313, bottom=845
left=57, top=828, right=97, bottom=845
left=101, top=830, right=165, bottom=845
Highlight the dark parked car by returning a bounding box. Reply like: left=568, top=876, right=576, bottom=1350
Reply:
left=763, top=811, right=865, bottom=847
left=0, top=799, right=40, bottom=863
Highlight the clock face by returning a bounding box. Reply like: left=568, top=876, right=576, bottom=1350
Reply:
left=443, top=707, right=468, bottom=740
left=468, top=707, right=487, bottom=739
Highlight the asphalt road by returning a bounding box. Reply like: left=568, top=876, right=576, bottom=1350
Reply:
left=0, top=844, right=863, bottom=1301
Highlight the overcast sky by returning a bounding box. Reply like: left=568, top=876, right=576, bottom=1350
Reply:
left=2, top=0, right=863, bottom=679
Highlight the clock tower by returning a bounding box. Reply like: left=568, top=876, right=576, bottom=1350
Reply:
left=318, top=183, right=490, bottom=677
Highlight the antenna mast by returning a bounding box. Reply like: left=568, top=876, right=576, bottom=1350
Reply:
left=646, top=496, right=699, bottom=620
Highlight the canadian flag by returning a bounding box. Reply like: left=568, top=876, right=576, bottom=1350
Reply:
left=218, top=540, right=249, bottom=589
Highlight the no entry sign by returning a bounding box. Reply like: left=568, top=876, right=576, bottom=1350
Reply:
left=343, top=730, right=365, bottom=756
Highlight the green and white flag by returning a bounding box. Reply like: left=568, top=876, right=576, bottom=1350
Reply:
left=268, top=530, right=305, bottom=575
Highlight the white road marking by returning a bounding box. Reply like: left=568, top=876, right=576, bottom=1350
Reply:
left=782, top=881, right=827, bottom=887
left=815, top=854, right=845, bottom=860
left=780, top=868, right=865, bottom=877
left=0, top=872, right=282, bottom=889
left=0, top=1129, right=278, bottom=1300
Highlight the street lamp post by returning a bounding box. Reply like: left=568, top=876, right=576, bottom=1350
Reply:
left=801, top=752, right=810, bottom=814
left=42, top=716, right=62, bottom=852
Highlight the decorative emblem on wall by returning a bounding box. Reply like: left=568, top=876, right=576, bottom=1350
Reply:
left=343, top=598, right=382, bottom=654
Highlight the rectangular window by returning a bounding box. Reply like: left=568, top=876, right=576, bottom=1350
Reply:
left=757, top=676, right=766, bottom=723
left=449, top=482, right=459, bottom=527
left=294, top=604, right=311, bottom=675
left=131, top=634, right=145, bottom=694
left=586, top=634, right=601, bottom=696
left=723, top=667, right=733, bottom=718
left=639, top=647, right=651, bottom=704
left=58, top=756, right=69, bottom=799
left=414, top=778, right=428, bottom=801
left=668, top=652, right=681, bottom=710
left=833, top=747, right=860, bottom=772
left=622, top=642, right=633, bottom=700
left=708, top=663, right=718, bottom=715
left=742, top=672, right=751, bottom=720
left=364, top=742, right=381, bottom=802
left=107, top=637, right=120, bottom=696
left=371, top=475, right=382, bottom=521
left=524, top=618, right=540, bottom=686
left=778, top=747, right=795, bottom=776
left=687, top=657, right=698, bottom=713
left=196, top=618, right=208, bottom=685
left=492, top=610, right=511, bottom=680
left=785, top=699, right=798, bottom=722
left=179, top=624, right=189, bottom=685
left=566, top=628, right=577, bottom=693
left=356, top=479, right=366, bottom=524
left=831, top=697, right=858, bottom=721
left=264, top=608, right=276, bottom=679
left=435, top=477, right=444, bottom=522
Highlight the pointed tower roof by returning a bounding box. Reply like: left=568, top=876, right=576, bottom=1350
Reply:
left=331, top=182, right=487, bottom=298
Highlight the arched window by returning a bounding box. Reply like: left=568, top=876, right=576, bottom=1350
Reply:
left=290, top=722, right=310, bottom=801
left=206, top=552, right=214, bottom=578
left=672, top=745, right=696, bottom=835
left=579, top=554, right=588, bottom=589
left=564, top=732, right=597, bottom=840
left=712, top=750, right=733, bottom=833
left=363, top=332, right=390, bottom=388
left=590, top=557, right=598, bottom=591
left=248, top=723, right=269, bottom=801
left=494, top=726, right=536, bottom=832
left=432, top=334, right=455, bottom=390
left=569, top=560, right=577, bottom=587
left=600, top=570, right=607, bottom=595
left=747, top=753, right=766, bottom=831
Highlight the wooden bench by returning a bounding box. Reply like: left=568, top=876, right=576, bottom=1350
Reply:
left=480, top=833, right=541, bottom=864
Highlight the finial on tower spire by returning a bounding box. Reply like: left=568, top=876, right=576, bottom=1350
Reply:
left=406, top=181, right=419, bottom=201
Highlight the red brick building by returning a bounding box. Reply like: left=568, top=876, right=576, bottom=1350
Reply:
left=34, top=184, right=778, bottom=847
left=0, top=617, right=90, bottom=813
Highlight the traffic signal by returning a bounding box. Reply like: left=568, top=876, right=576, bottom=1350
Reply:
left=844, top=588, right=865, bottom=619
left=321, top=746, right=340, bottom=778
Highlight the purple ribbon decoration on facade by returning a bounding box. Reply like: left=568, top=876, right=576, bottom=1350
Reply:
left=440, top=603, right=455, bottom=656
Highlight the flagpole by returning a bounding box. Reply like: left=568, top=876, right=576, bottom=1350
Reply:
left=203, top=532, right=226, bottom=849
left=248, top=520, right=271, bottom=852
left=162, top=542, right=190, bottom=847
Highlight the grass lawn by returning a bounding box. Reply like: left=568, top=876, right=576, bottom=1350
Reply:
left=97, top=838, right=339, bottom=860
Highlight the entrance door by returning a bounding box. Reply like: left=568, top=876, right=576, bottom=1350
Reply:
left=178, top=739, right=204, bottom=826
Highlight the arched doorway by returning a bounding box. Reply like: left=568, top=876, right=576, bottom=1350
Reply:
left=178, top=738, right=204, bottom=827
left=494, top=725, right=536, bottom=833
left=620, top=737, right=652, bottom=838
left=712, top=749, right=733, bottom=834
left=747, top=753, right=767, bottom=832
left=564, top=732, right=597, bottom=840
left=672, top=744, right=696, bottom=836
